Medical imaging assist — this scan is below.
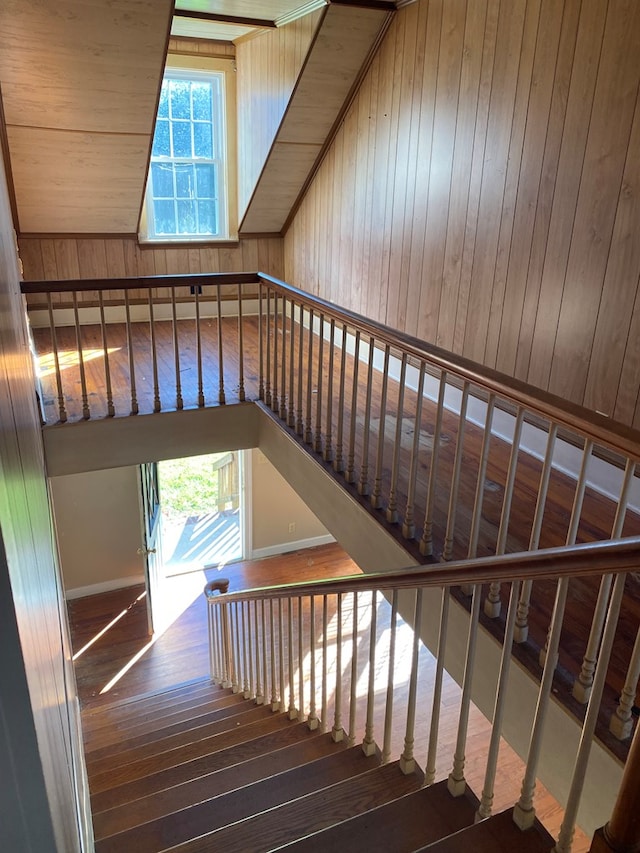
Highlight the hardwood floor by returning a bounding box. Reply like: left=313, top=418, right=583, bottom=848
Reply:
left=39, top=313, right=640, bottom=760
left=69, top=543, right=589, bottom=851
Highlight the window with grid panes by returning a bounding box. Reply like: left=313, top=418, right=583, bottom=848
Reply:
left=145, top=70, right=227, bottom=239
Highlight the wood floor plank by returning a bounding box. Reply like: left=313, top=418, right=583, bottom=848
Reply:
left=89, top=719, right=313, bottom=810
left=84, top=692, right=248, bottom=750
left=92, top=730, right=338, bottom=839
left=88, top=712, right=295, bottom=794
left=421, top=807, right=555, bottom=852
left=85, top=696, right=263, bottom=760
left=95, top=745, right=379, bottom=852
left=280, top=780, right=478, bottom=853
left=166, top=762, right=423, bottom=853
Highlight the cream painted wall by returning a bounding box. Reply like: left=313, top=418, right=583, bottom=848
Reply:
left=51, top=467, right=144, bottom=596
left=52, top=448, right=332, bottom=597
left=249, top=449, right=331, bottom=556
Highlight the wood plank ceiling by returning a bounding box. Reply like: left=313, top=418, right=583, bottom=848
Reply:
left=240, top=3, right=393, bottom=235
left=0, top=0, right=394, bottom=238
left=0, top=0, right=173, bottom=235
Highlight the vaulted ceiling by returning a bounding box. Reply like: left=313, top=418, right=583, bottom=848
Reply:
left=0, top=0, right=395, bottom=238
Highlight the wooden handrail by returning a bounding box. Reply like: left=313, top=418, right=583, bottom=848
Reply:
left=20, top=271, right=260, bottom=294
left=257, top=273, right=640, bottom=464
left=204, top=536, right=640, bottom=604
left=21, top=269, right=640, bottom=460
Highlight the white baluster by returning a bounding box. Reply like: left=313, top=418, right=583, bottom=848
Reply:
left=348, top=591, right=358, bottom=747
left=553, top=572, right=627, bottom=853
left=573, top=459, right=636, bottom=703
left=485, top=408, right=524, bottom=618
left=332, top=593, right=344, bottom=742
left=363, top=590, right=378, bottom=756
left=514, top=423, right=558, bottom=643
left=477, top=580, right=521, bottom=820
left=321, top=595, right=329, bottom=732
left=288, top=597, right=297, bottom=720
left=400, top=589, right=423, bottom=775
left=448, top=585, right=482, bottom=795
left=425, top=587, right=450, bottom=784
left=382, top=590, right=399, bottom=764
left=308, top=596, right=318, bottom=729
left=420, top=371, right=446, bottom=557
left=610, top=622, right=640, bottom=740
left=443, top=383, right=470, bottom=561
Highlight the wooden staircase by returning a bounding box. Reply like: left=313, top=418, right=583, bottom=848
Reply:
left=82, top=678, right=556, bottom=852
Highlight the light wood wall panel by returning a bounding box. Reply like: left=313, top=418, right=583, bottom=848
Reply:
left=284, top=0, right=640, bottom=430
left=236, top=10, right=322, bottom=218
left=19, top=235, right=284, bottom=290
left=0, top=128, right=86, bottom=848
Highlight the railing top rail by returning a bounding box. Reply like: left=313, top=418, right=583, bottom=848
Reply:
left=205, top=535, right=640, bottom=604
left=21, top=270, right=640, bottom=460
left=257, top=274, right=640, bottom=463
left=20, top=271, right=260, bottom=295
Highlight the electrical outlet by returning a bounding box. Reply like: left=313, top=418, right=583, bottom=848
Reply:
left=288, top=522, right=296, bottom=534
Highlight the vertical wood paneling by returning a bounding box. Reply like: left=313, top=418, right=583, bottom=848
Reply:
left=0, top=136, right=85, bottom=850
left=548, top=0, right=640, bottom=401
left=19, top=237, right=285, bottom=290
left=236, top=11, right=322, bottom=219
left=284, top=0, right=640, bottom=429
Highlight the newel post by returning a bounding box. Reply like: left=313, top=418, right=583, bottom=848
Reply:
left=590, top=716, right=640, bottom=853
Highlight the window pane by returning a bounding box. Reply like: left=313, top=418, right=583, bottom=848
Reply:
left=152, top=119, right=170, bottom=157
left=171, top=121, right=192, bottom=158
left=157, top=82, right=169, bottom=119
left=192, top=82, right=212, bottom=121
left=151, top=163, right=173, bottom=198
left=169, top=80, right=190, bottom=120
left=195, top=163, right=215, bottom=199
left=177, top=199, right=197, bottom=234
left=193, top=122, right=213, bottom=159
left=197, top=200, right=216, bottom=234
left=175, top=164, right=195, bottom=199
left=153, top=200, right=176, bottom=235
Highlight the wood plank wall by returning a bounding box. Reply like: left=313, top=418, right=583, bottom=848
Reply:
left=0, top=126, right=85, bottom=847
left=18, top=236, right=285, bottom=305
left=168, top=37, right=235, bottom=59
left=284, top=0, right=640, bottom=430
left=236, top=10, right=322, bottom=219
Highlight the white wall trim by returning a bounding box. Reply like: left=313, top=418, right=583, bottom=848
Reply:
left=64, top=575, right=144, bottom=601
left=251, top=533, right=335, bottom=560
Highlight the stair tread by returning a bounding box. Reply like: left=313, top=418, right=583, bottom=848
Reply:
left=95, top=742, right=378, bottom=852
left=165, top=760, right=423, bottom=853
left=90, top=717, right=311, bottom=811
left=88, top=709, right=294, bottom=793
left=83, top=692, right=247, bottom=748
left=93, top=730, right=340, bottom=839
left=421, top=807, right=556, bottom=852
left=280, top=779, right=479, bottom=853
left=82, top=676, right=216, bottom=724
left=85, top=696, right=259, bottom=760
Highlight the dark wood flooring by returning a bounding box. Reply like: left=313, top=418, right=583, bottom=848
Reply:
left=40, top=314, right=640, bottom=757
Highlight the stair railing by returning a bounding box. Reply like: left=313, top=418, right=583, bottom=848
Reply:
left=22, top=271, right=640, bottom=737
left=205, top=537, right=640, bottom=851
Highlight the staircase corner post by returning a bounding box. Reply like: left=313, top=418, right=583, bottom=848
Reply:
left=588, top=712, right=640, bottom=853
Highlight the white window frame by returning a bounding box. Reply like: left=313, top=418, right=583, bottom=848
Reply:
left=139, top=56, right=237, bottom=243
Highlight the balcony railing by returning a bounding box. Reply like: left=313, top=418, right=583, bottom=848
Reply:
left=205, top=539, right=640, bottom=852
left=22, top=272, right=640, bottom=753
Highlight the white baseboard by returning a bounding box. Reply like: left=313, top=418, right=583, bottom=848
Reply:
left=251, top=533, right=335, bottom=560
left=64, top=575, right=145, bottom=600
